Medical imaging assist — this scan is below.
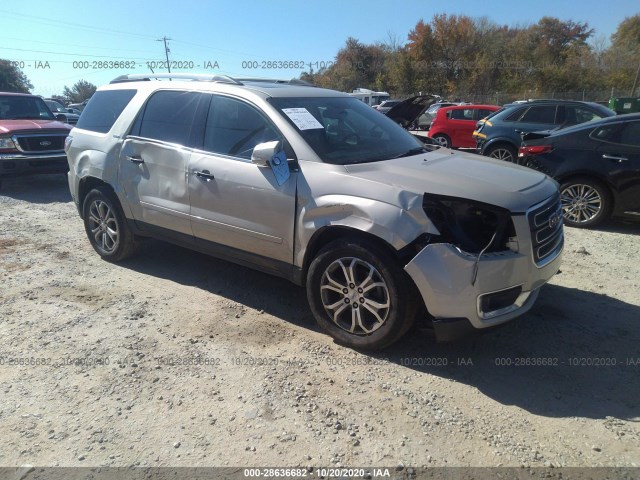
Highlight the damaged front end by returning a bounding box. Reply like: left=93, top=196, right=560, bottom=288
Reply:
left=404, top=193, right=563, bottom=342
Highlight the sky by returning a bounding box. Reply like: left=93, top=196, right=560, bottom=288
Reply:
left=1, top=0, right=638, bottom=97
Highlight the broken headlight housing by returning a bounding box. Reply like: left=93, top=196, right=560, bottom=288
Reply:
left=422, top=194, right=516, bottom=254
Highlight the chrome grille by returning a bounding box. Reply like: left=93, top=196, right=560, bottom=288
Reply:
left=528, top=193, right=564, bottom=266
left=12, top=133, right=68, bottom=153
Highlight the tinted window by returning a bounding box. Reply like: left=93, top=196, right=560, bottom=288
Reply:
left=520, top=106, right=557, bottom=123
left=618, top=122, right=640, bottom=147
left=76, top=89, right=136, bottom=133
left=450, top=109, right=473, bottom=120
left=478, top=109, right=494, bottom=119
left=504, top=107, right=526, bottom=121
left=137, top=91, right=201, bottom=145
left=203, top=95, right=281, bottom=159
left=595, top=121, right=640, bottom=147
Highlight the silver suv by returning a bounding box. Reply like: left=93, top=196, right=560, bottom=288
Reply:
left=65, top=74, right=563, bottom=350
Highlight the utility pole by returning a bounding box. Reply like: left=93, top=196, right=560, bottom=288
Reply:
left=157, top=36, right=172, bottom=77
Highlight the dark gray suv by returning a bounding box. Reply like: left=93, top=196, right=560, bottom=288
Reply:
left=473, top=99, right=615, bottom=163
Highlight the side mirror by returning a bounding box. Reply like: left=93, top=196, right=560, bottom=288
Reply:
left=251, top=140, right=281, bottom=166
left=67, top=108, right=74, bottom=113
left=55, top=114, right=67, bottom=122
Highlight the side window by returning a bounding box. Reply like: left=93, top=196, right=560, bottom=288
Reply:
left=616, top=122, right=640, bottom=147
left=566, top=106, right=604, bottom=125
left=504, top=107, right=526, bottom=122
left=75, top=89, right=137, bottom=133
left=203, top=95, right=281, bottom=160
left=450, top=109, right=469, bottom=120
left=591, top=124, right=620, bottom=142
left=477, top=109, right=494, bottom=120
left=590, top=122, right=640, bottom=147
left=138, top=91, right=201, bottom=146
left=520, top=106, right=557, bottom=124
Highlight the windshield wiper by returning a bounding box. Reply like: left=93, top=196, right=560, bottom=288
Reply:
left=391, top=147, right=428, bottom=159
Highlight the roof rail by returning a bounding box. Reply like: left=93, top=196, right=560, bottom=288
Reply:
left=234, top=77, right=316, bottom=87
left=110, top=73, right=243, bottom=85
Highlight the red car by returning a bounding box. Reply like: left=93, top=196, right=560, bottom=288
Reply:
left=428, top=104, right=500, bottom=148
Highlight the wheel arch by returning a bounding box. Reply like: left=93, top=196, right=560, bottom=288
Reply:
left=301, top=226, right=400, bottom=284
left=482, top=137, right=518, bottom=155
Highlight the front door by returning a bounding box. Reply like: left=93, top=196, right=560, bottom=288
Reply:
left=187, top=94, right=297, bottom=264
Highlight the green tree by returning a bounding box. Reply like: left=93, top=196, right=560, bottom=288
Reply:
left=63, top=80, right=97, bottom=104
left=605, top=15, right=640, bottom=95
left=0, top=59, right=33, bottom=93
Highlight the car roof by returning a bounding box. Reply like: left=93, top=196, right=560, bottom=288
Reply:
left=440, top=104, right=500, bottom=111
left=0, top=92, right=38, bottom=97
left=548, top=112, right=640, bottom=136
left=104, top=74, right=349, bottom=99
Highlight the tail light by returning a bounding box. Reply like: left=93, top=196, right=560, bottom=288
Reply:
left=518, top=145, right=553, bottom=157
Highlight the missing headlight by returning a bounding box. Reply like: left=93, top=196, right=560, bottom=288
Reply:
left=422, top=194, right=515, bottom=254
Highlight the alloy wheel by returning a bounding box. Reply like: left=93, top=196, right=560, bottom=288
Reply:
left=320, top=257, right=390, bottom=335
left=87, top=199, right=119, bottom=253
left=561, top=184, right=602, bottom=225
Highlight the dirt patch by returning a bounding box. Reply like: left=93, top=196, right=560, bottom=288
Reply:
left=0, top=174, right=639, bottom=469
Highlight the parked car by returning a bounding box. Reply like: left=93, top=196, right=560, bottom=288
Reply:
left=427, top=104, right=500, bottom=148
left=66, top=73, right=562, bottom=350
left=414, top=102, right=459, bottom=130
left=518, top=113, right=640, bottom=228
left=384, top=95, right=438, bottom=130
left=67, top=98, right=91, bottom=112
left=44, top=99, right=80, bottom=125
left=0, top=92, right=71, bottom=184
left=473, top=99, right=616, bottom=163
left=375, top=99, right=402, bottom=114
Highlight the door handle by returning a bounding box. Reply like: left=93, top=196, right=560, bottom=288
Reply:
left=195, top=170, right=215, bottom=181
left=127, top=155, right=144, bottom=163
left=602, top=154, right=628, bottom=162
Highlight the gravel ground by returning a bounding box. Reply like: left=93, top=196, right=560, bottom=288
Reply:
left=0, top=174, right=639, bottom=470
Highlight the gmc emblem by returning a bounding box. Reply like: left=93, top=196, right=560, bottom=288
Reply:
left=39, top=140, right=52, bottom=147
left=548, top=210, right=563, bottom=229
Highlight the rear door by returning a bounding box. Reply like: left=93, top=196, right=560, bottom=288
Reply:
left=447, top=108, right=476, bottom=147
left=119, top=90, right=203, bottom=236
left=592, top=120, right=640, bottom=213
left=514, top=105, right=559, bottom=140
left=187, top=94, right=297, bottom=264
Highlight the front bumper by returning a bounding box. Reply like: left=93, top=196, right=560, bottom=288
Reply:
left=404, top=221, right=563, bottom=340
left=0, top=152, right=69, bottom=177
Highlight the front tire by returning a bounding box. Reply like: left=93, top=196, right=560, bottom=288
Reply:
left=83, top=186, right=137, bottom=261
left=306, top=238, right=418, bottom=350
left=560, top=177, right=611, bottom=228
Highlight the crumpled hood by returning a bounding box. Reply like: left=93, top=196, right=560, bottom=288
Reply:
left=344, top=149, right=557, bottom=213
left=0, top=119, right=71, bottom=134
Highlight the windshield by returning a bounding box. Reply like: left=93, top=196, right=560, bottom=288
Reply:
left=269, top=96, right=425, bottom=165
left=0, top=95, right=55, bottom=121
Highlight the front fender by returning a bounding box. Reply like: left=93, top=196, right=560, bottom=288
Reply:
left=295, top=193, right=438, bottom=268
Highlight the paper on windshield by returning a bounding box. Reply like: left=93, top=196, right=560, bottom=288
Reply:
left=282, top=108, right=324, bottom=130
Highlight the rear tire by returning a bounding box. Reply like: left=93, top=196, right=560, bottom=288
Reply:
left=82, top=186, right=138, bottom=261
left=486, top=144, right=517, bottom=163
left=306, top=237, right=418, bottom=350
left=560, top=177, right=611, bottom=228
